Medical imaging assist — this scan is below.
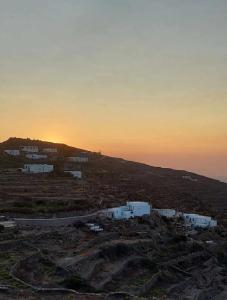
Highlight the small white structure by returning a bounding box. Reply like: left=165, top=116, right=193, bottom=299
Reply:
left=86, top=223, right=103, bottom=232
left=0, top=221, right=16, bottom=229
left=67, top=157, right=89, bottom=163
left=22, top=164, right=54, bottom=174
left=43, top=148, right=57, bottom=153
left=107, top=201, right=151, bottom=220
left=21, top=146, right=39, bottom=153
left=154, top=209, right=176, bottom=218
left=64, top=171, right=82, bottom=179
left=183, top=213, right=217, bottom=229
left=4, top=150, right=20, bottom=156
left=26, top=154, right=47, bottom=160
left=182, top=175, right=198, bottom=182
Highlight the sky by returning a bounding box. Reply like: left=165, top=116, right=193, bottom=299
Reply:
left=0, top=0, right=227, bottom=181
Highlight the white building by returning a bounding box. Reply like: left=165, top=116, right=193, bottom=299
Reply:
left=106, top=201, right=151, bottom=220
left=127, top=202, right=151, bottom=217
left=183, top=213, right=217, bottom=229
left=154, top=208, right=176, bottom=218
left=43, top=148, right=57, bottom=153
left=22, top=164, right=54, bottom=174
left=86, top=223, right=103, bottom=232
left=4, top=150, right=20, bottom=156
left=64, top=171, right=82, bottom=179
left=107, top=206, right=133, bottom=220
left=26, top=154, right=47, bottom=160
left=21, top=146, right=39, bottom=153
left=0, top=221, right=16, bottom=229
left=67, top=157, right=89, bottom=163
left=182, top=175, right=198, bottom=182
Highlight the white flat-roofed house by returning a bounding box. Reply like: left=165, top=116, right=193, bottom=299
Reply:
left=43, top=148, right=57, bottom=153
left=183, top=213, right=217, bottom=229
left=22, top=164, right=54, bottom=174
left=126, top=201, right=151, bottom=217
left=67, top=156, right=89, bottom=163
left=26, top=154, right=47, bottom=160
left=107, top=206, right=134, bottom=220
left=154, top=208, right=176, bottom=218
left=21, top=146, right=39, bottom=153
left=64, top=171, right=82, bottom=179
left=4, top=150, right=20, bottom=156
left=106, top=201, right=151, bottom=220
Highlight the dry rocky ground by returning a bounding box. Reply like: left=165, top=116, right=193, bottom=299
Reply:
left=1, top=213, right=227, bottom=299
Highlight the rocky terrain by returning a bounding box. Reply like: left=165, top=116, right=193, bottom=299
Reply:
left=1, top=212, right=227, bottom=299
left=1, top=137, right=227, bottom=299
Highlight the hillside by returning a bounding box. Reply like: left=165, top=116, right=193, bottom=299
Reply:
left=0, top=137, right=227, bottom=224
left=1, top=138, right=227, bottom=299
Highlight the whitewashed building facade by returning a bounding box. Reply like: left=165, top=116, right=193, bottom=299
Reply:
left=43, top=148, right=58, bottom=153
left=22, top=164, right=54, bottom=174
left=4, top=150, right=20, bottom=156
left=106, top=201, right=151, bottom=220
left=67, top=157, right=89, bottom=163
left=183, top=213, right=217, bottom=229
left=154, top=208, right=176, bottom=218
left=21, top=146, right=39, bottom=153
left=26, top=154, right=47, bottom=160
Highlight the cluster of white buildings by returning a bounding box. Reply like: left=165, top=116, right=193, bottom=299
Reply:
left=106, top=201, right=217, bottom=230
left=154, top=208, right=217, bottom=229
left=4, top=146, right=58, bottom=157
left=4, top=145, right=89, bottom=177
left=64, top=155, right=89, bottom=178
left=2, top=145, right=218, bottom=230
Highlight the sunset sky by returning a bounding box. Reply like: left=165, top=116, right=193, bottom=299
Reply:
left=1, top=0, right=227, bottom=180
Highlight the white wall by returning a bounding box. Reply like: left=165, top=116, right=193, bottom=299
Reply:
left=107, top=202, right=151, bottom=220
left=127, top=201, right=151, bottom=217
left=21, top=146, right=39, bottom=153
left=4, top=150, right=20, bottom=156
left=43, top=148, right=57, bottom=153
left=26, top=154, right=47, bottom=160
left=22, top=164, right=54, bottom=173
left=68, top=157, right=89, bottom=163
left=183, top=213, right=217, bottom=228
left=154, top=209, right=176, bottom=218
